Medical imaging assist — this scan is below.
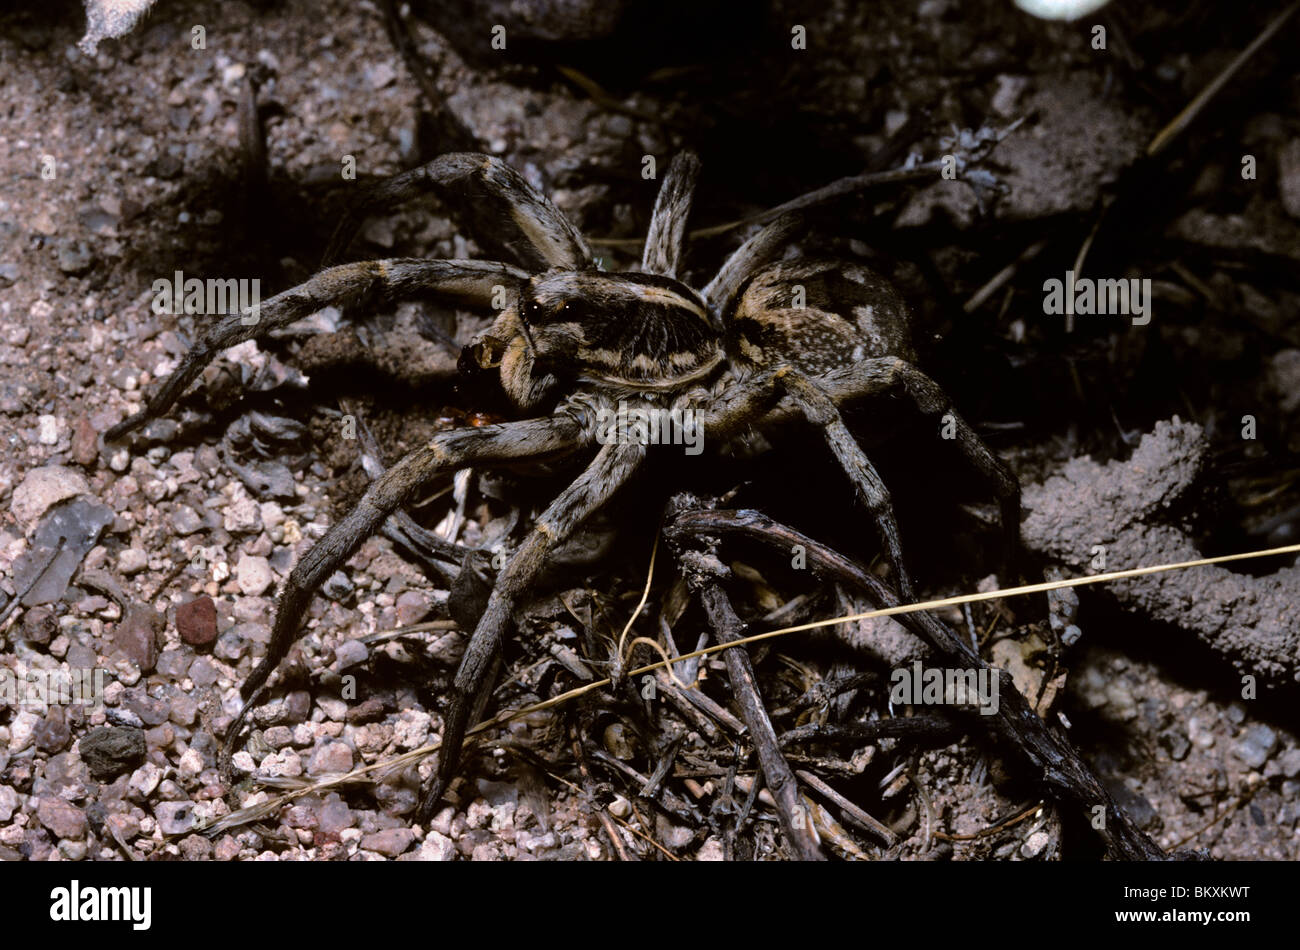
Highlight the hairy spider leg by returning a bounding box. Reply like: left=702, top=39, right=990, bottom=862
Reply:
left=104, top=258, right=525, bottom=440
left=775, top=370, right=917, bottom=601
left=641, top=150, right=701, bottom=279
left=416, top=439, right=647, bottom=820
left=702, top=211, right=805, bottom=320
left=324, top=152, right=593, bottom=271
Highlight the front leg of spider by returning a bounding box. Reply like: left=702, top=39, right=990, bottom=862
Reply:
left=103, top=259, right=528, bottom=442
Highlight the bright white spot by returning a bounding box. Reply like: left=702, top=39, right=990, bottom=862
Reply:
left=1014, top=0, right=1111, bottom=20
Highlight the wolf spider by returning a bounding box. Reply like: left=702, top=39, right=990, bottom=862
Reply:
left=105, top=150, right=1020, bottom=820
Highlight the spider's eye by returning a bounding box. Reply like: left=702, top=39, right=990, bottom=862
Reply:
left=521, top=298, right=571, bottom=326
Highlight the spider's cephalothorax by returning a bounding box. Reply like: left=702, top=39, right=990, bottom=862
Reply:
left=103, top=150, right=1020, bottom=822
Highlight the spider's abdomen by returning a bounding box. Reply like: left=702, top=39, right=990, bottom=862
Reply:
left=725, top=260, right=915, bottom=376
left=524, top=271, right=723, bottom=391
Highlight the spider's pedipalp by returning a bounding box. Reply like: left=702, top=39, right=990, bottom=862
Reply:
left=105, top=258, right=525, bottom=441
left=417, top=437, right=647, bottom=819
left=222, top=413, right=587, bottom=764
left=642, top=150, right=701, bottom=279
left=325, top=152, right=593, bottom=271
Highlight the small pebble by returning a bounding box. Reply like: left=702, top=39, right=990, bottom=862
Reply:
left=33, top=711, right=71, bottom=754
left=128, top=762, right=163, bottom=798
left=37, top=797, right=88, bottom=839
left=236, top=555, right=274, bottom=596
left=322, top=570, right=354, bottom=601
left=1234, top=723, right=1278, bottom=769
left=368, top=62, right=397, bottom=89
left=113, top=604, right=161, bottom=673
left=223, top=496, right=261, bottom=534
left=308, top=741, right=354, bottom=775
left=37, top=414, right=59, bottom=444
left=171, top=506, right=203, bottom=535
left=395, top=590, right=431, bottom=626
left=1159, top=727, right=1191, bottom=762
left=71, top=416, right=99, bottom=466
left=10, top=465, right=89, bottom=524
left=21, top=605, right=58, bottom=645
left=346, top=697, right=385, bottom=724
left=285, top=691, right=312, bottom=723
left=57, top=239, right=93, bottom=274
left=360, top=827, right=414, bottom=856
left=333, top=638, right=368, bottom=671
left=58, top=839, right=88, bottom=861
left=0, top=787, right=21, bottom=823
left=263, top=726, right=294, bottom=748
left=1279, top=747, right=1300, bottom=779
left=176, top=595, right=218, bottom=646
left=180, top=835, right=213, bottom=860
left=1021, top=830, right=1051, bottom=858
left=319, top=798, right=354, bottom=834
left=317, top=696, right=348, bottom=722
left=416, top=831, right=457, bottom=861
left=155, top=801, right=196, bottom=835
left=189, top=658, right=218, bottom=687
left=117, top=547, right=148, bottom=574
left=215, top=630, right=247, bottom=661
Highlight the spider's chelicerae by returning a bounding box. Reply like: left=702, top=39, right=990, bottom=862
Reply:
left=105, top=151, right=1020, bottom=820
